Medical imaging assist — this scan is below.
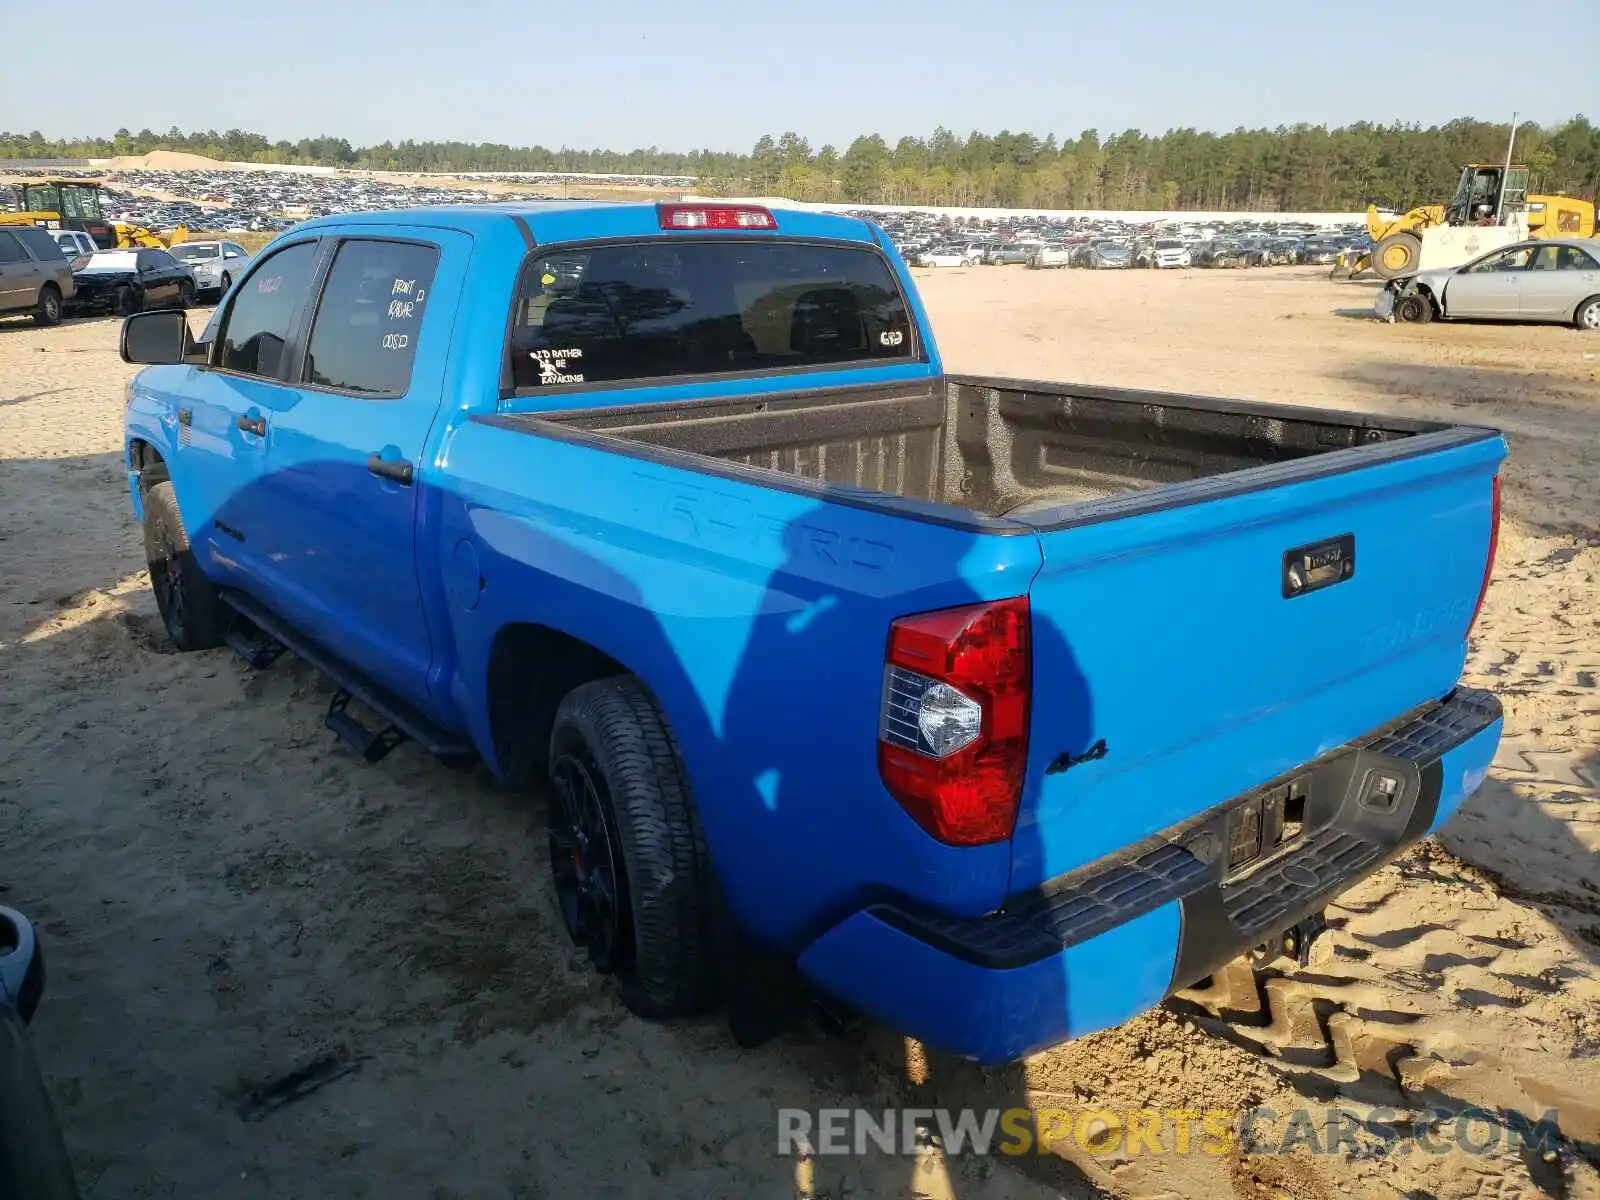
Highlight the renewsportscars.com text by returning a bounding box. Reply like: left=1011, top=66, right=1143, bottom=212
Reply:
left=777, top=1106, right=1566, bottom=1158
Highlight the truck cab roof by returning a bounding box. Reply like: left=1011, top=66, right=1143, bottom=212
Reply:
left=290, top=201, right=883, bottom=250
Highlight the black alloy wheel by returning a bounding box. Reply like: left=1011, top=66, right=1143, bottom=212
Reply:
left=548, top=751, right=629, bottom=972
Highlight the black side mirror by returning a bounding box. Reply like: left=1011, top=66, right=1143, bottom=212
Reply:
left=121, top=309, right=200, bottom=365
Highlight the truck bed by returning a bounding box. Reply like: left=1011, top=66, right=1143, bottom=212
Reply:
left=516, top=376, right=1462, bottom=528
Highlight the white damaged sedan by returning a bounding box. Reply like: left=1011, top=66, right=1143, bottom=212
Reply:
left=167, top=239, right=253, bottom=301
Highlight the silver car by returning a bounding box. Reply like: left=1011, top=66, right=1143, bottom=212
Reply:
left=167, top=239, right=252, bottom=300
left=1385, top=237, right=1600, bottom=328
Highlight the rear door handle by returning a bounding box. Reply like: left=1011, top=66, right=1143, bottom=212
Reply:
left=367, top=454, right=414, bottom=486
left=236, top=414, right=266, bottom=436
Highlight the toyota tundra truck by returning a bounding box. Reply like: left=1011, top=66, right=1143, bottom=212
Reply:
left=119, top=200, right=1505, bottom=1063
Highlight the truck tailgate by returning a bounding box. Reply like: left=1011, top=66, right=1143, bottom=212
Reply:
left=1011, top=428, right=1505, bottom=891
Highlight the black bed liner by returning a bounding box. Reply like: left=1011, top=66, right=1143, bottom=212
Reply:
left=476, top=375, right=1495, bottom=534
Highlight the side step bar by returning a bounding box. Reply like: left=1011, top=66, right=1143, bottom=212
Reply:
left=217, top=588, right=475, bottom=765
left=224, top=619, right=286, bottom=670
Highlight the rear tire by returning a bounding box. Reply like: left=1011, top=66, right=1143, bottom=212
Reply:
left=1575, top=295, right=1600, bottom=331
left=142, top=481, right=228, bottom=651
left=33, top=284, right=62, bottom=327
left=547, top=676, right=717, bottom=1020
left=1373, top=232, right=1422, bottom=280
left=0, top=1007, right=81, bottom=1200
left=1396, top=292, right=1434, bottom=324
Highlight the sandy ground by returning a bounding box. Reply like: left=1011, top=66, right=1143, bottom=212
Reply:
left=1, top=265, right=1597, bottom=1200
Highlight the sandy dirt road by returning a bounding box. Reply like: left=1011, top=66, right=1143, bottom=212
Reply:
left=1, top=265, right=1596, bottom=1200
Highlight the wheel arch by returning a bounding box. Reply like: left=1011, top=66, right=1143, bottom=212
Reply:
left=484, top=620, right=632, bottom=790
left=128, top=438, right=169, bottom=489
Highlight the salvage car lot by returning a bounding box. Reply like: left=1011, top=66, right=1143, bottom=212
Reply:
left=2, top=268, right=1598, bottom=1200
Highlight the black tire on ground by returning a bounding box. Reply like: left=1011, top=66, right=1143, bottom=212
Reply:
left=0, top=1008, right=81, bottom=1200
left=142, top=481, right=228, bottom=651
left=176, top=279, right=194, bottom=309
left=117, top=285, right=144, bottom=317
left=33, top=284, right=63, bottom=327
left=219, top=272, right=232, bottom=298
left=1373, top=232, right=1423, bottom=280
left=1396, top=292, right=1434, bottom=324
left=547, top=676, right=718, bottom=1019
left=1574, top=295, right=1600, bottom=331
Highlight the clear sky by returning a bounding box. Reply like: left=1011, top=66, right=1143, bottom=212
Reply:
left=1, top=0, right=1591, bottom=150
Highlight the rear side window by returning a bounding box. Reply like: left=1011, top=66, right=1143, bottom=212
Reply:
left=510, top=239, right=915, bottom=389
left=0, top=232, right=25, bottom=264
left=220, top=241, right=321, bottom=379
left=302, top=239, right=440, bottom=397
left=15, top=226, right=66, bottom=261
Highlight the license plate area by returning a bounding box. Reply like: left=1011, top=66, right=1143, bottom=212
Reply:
left=1224, top=779, right=1308, bottom=879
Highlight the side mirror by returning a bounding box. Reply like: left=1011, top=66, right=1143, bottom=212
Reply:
left=121, top=309, right=201, bottom=365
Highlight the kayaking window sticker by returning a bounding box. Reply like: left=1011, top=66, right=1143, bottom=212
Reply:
left=531, top=347, right=584, bottom=384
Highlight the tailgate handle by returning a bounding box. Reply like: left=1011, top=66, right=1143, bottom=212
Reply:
left=1283, top=533, right=1355, bottom=598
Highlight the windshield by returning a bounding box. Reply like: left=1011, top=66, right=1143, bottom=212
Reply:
left=169, top=244, right=219, bottom=262
left=1155, top=240, right=1182, bottom=249
left=510, top=238, right=915, bottom=390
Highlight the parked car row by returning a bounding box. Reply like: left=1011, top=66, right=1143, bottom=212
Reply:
left=862, top=208, right=1373, bottom=273
left=7, top=167, right=512, bottom=235
left=0, top=227, right=251, bottom=325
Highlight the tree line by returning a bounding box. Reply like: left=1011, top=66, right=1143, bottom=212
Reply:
left=3, top=117, right=1596, bottom=212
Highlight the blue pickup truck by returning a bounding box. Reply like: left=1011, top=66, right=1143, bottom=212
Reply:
left=120, top=200, right=1506, bottom=1063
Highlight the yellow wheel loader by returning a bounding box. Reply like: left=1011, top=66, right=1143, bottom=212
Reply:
left=1358, top=163, right=1594, bottom=280
left=0, top=180, right=187, bottom=251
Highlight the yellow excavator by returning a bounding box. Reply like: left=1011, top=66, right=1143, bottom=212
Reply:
left=0, top=179, right=187, bottom=250
left=1349, top=163, right=1595, bottom=280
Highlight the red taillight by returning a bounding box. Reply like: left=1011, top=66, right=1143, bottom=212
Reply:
left=878, top=597, right=1030, bottom=846
left=657, top=203, right=777, bottom=231
left=1467, top=475, right=1501, bottom=637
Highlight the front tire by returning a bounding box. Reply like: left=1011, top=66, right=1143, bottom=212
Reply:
left=1396, top=292, right=1434, bottom=324
left=142, top=481, right=227, bottom=651
left=176, top=280, right=194, bottom=309
left=33, top=284, right=63, bottom=327
left=117, top=285, right=144, bottom=317
left=547, top=676, right=717, bottom=1019
left=1575, top=295, right=1600, bottom=331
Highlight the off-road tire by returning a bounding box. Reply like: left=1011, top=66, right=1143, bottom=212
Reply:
left=1373, top=232, right=1422, bottom=280
left=0, top=1008, right=81, bottom=1200
left=142, top=481, right=228, bottom=651
left=1396, top=292, right=1434, bottom=324
left=1575, top=295, right=1600, bottom=331
left=548, top=676, right=718, bottom=1019
left=33, top=284, right=63, bottom=327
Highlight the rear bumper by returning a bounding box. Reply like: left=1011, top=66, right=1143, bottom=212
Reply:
left=796, top=687, right=1502, bottom=1064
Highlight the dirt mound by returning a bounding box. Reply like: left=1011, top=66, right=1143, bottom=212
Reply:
left=102, top=150, right=244, bottom=172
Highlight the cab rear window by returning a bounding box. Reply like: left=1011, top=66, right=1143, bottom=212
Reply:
left=509, top=240, right=915, bottom=390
